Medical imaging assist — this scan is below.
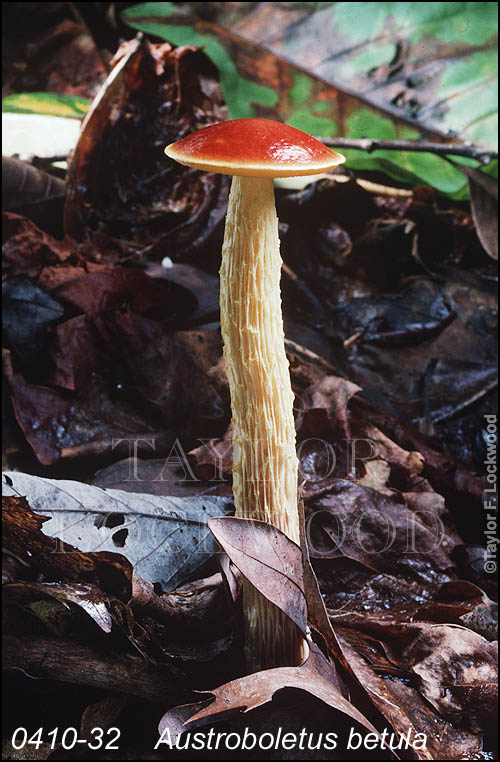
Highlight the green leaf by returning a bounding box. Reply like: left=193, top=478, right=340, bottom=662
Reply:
left=343, top=109, right=474, bottom=197
left=122, top=3, right=277, bottom=119
left=122, top=2, right=498, bottom=197
left=2, top=92, right=91, bottom=119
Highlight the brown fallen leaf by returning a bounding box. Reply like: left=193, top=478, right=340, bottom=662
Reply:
left=2, top=495, right=132, bottom=600
left=64, top=36, right=229, bottom=265
left=467, top=169, right=498, bottom=260
left=4, top=243, right=229, bottom=463
left=403, top=623, right=498, bottom=733
left=2, top=156, right=65, bottom=211
left=305, top=479, right=456, bottom=583
left=209, top=517, right=307, bottom=636
left=4, top=581, right=113, bottom=633
left=336, top=627, right=482, bottom=761
left=448, top=162, right=498, bottom=260
left=188, top=426, right=233, bottom=482
left=3, top=14, right=106, bottom=98
left=296, top=374, right=361, bottom=442
left=327, top=575, right=487, bottom=628
left=2, top=212, right=75, bottom=280
left=159, top=645, right=377, bottom=744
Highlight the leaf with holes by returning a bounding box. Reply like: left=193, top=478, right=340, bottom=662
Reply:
left=122, top=2, right=498, bottom=197
left=3, top=471, right=233, bottom=592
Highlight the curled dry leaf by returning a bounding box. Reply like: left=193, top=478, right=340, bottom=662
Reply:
left=4, top=580, right=113, bottom=633
left=296, top=374, right=361, bottom=441
left=208, top=516, right=307, bottom=636
left=64, top=36, right=230, bottom=265
left=452, top=163, right=498, bottom=260
left=2, top=156, right=65, bottom=211
left=188, top=425, right=233, bottom=482
left=159, top=646, right=376, bottom=745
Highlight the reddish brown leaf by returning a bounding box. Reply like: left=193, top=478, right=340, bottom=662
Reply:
left=64, top=37, right=229, bottom=265
left=297, top=375, right=361, bottom=441
left=2, top=495, right=132, bottom=600
left=306, top=479, right=456, bottom=584
left=209, top=517, right=307, bottom=636
left=159, top=646, right=376, bottom=743
left=80, top=695, right=128, bottom=743
left=336, top=627, right=483, bottom=761
left=2, top=211, right=75, bottom=280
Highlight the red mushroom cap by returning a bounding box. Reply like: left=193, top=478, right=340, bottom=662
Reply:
left=165, top=118, right=345, bottom=177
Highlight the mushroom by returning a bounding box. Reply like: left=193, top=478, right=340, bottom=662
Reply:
left=165, top=119, right=344, bottom=670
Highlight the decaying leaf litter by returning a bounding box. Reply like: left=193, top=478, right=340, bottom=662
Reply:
left=2, top=3, right=498, bottom=760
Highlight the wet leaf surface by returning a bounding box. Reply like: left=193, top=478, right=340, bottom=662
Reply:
left=2, top=214, right=230, bottom=465
left=402, top=624, right=498, bottom=733
left=2, top=277, right=64, bottom=369
left=336, top=627, right=483, bottom=761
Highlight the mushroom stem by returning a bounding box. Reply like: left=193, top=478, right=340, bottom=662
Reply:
left=220, top=175, right=304, bottom=670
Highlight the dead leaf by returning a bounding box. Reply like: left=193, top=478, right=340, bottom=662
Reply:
left=5, top=581, right=113, bottom=633
left=3, top=14, right=106, bottom=98
left=80, top=695, right=128, bottom=742
left=306, top=479, right=456, bottom=583
left=2, top=494, right=132, bottom=600
left=2, top=276, right=64, bottom=369
left=209, top=516, right=307, bottom=636
left=297, top=374, right=361, bottom=441
left=2, top=156, right=65, bottom=211
left=159, top=646, right=376, bottom=743
left=3, top=471, right=233, bottom=591
left=336, top=627, right=482, bottom=761
left=467, top=167, right=498, bottom=260
left=64, top=37, right=229, bottom=265
left=404, top=624, right=498, bottom=733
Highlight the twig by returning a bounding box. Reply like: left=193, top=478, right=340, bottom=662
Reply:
left=3, top=633, right=196, bottom=704
left=317, top=137, right=497, bottom=165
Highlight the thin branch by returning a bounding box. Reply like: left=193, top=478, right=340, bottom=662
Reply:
left=3, top=633, right=195, bottom=704
left=317, top=137, right=497, bottom=164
